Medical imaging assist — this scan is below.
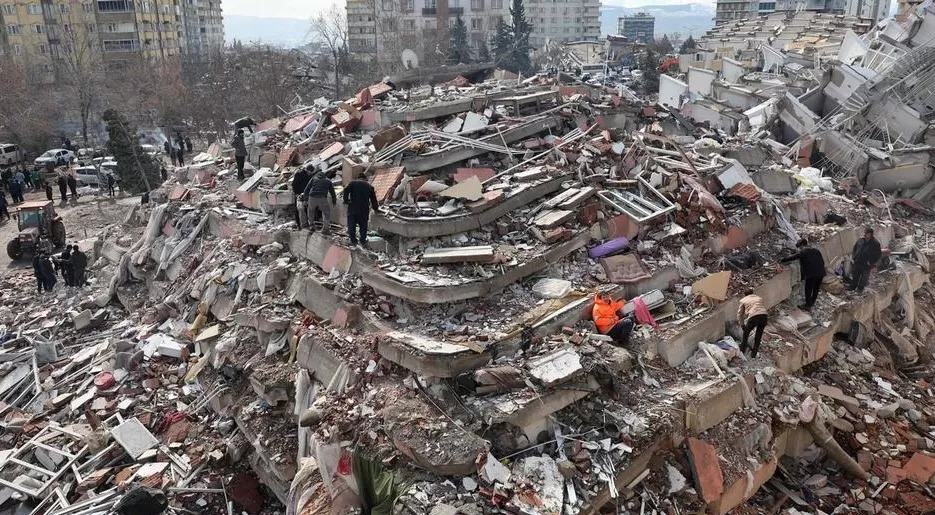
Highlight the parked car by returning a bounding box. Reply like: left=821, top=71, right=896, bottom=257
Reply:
left=34, top=149, right=75, bottom=168
left=74, top=166, right=101, bottom=187
left=0, top=143, right=25, bottom=166
left=140, top=144, right=160, bottom=157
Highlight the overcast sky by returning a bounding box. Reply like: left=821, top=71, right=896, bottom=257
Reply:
left=223, top=0, right=337, bottom=19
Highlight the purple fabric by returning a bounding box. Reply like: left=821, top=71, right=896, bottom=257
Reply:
left=588, top=237, right=629, bottom=259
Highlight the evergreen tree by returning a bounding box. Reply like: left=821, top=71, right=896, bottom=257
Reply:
left=491, top=0, right=533, bottom=74
left=449, top=14, right=471, bottom=64
left=679, top=35, right=697, bottom=54
left=478, top=40, right=491, bottom=62
left=102, top=109, right=160, bottom=194
left=658, top=34, right=673, bottom=54
left=639, top=49, right=661, bottom=93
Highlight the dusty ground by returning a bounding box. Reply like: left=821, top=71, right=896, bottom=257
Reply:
left=0, top=187, right=138, bottom=270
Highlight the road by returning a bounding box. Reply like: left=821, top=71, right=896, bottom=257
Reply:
left=0, top=188, right=136, bottom=271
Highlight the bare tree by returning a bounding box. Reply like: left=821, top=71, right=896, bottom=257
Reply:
left=55, top=9, right=106, bottom=147
left=0, top=58, right=59, bottom=154
left=311, top=3, right=348, bottom=98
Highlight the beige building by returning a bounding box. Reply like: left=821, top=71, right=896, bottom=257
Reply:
left=347, top=0, right=601, bottom=66
left=0, top=0, right=223, bottom=82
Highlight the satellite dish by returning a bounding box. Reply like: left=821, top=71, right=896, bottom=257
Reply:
left=401, top=49, right=419, bottom=70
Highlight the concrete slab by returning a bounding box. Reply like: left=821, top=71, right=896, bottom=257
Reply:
left=378, top=332, right=490, bottom=378
left=110, top=417, right=159, bottom=459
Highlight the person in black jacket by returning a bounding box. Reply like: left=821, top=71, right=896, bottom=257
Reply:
left=780, top=238, right=826, bottom=310
left=342, top=177, right=378, bottom=248
left=303, top=169, right=336, bottom=235
left=71, top=245, right=88, bottom=288
left=849, top=227, right=882, bottom=293
left=292, top=166, right=312, bottom=228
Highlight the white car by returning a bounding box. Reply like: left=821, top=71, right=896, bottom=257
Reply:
left=75, top=166, right=101, bottom=187
left=34, top=149, right=75, bottom=168
left=140, top=144, right=160, bottom=157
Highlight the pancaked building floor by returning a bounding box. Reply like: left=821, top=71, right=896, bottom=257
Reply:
left=5, top=33, right=935, bottom=515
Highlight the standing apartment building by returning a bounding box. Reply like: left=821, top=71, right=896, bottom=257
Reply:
left=0, top=0, right=224, bottom=82
left=347, top=0, right=601, bottom=66
left=715, top=0, right=888, bottom=23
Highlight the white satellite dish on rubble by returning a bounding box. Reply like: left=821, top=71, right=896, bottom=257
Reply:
left=401, top=49, right=419, bottom=70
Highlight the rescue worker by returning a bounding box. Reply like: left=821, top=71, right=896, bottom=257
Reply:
left=849, top=227, right=881, bottom=293
left=303, top=169, right=337, bottom=235
left=291, top=165, right=312, bottom=228
left=57, top=245, right=73, bottom=286
left=0, top=189, right=9, bottom=222
left=66, top=170, right=78, bottom=202
left=779, top=238, right=826, bottom=310
left=231, top=130, right=247, bottom=181
left=71, top=245, right=88, bottom=288
left=592, top=293, right=634, bottom=345
left=107, top=174, right=116, bottom=197
left=33, top=253, right=47, bottom=294
left=39, top=252, right=56, bottom=292
left=342, top=176, right=378, bottom=248
left=738, top=290, right=768, bottom=358
left=57, top=174, right=68, bottom=202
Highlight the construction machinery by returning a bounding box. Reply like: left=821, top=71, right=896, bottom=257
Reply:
left=7, top=201, right=66, bottom=260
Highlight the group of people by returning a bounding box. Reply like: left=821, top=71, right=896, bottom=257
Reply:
left=164, top=134, right=193, bottom=167
left=291, top=163, right=380, bottom=248
left=32, top=244, right=88, bottom=293
left=589, top=226, right=888, bottom=360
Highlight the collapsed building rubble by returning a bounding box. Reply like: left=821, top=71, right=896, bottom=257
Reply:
left=5, top=13, right=935, bottom=513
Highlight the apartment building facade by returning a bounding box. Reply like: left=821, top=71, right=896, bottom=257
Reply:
left=715, top=0, right=887, bottom=23
left=347, top=0, right=601, bottom=66
left=0, top=0, right=223, bottom=82
left=617, top=12, right=654, bottom=43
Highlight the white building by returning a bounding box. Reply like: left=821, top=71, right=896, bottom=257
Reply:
left=715, top=0, right=888, bottom=23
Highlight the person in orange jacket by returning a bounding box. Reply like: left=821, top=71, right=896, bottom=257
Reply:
left=592, top=293, right=635, bottom=345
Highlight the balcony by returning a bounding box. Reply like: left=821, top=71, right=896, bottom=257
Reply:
left=422, top=7, right=436, bottom=15
left=449, top=6, right=464, bottom=14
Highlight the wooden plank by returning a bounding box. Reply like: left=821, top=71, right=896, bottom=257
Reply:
left=421, top=246, right=495, bottom=265
left=558, top=186, right=596, bottom=209
left=533, top=209, right=575, bottom=229
left=543, top=188, right=580, bottom=209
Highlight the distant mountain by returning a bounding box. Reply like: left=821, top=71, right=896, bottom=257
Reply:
left=602, top=3, right=716, bottom=39
left=224, top=15, right=311, bottom=48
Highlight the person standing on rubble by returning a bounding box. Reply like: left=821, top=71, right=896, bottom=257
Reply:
left=56, top=245, right=74, bottom=287
left=291, top=165, right=312, bottom=228
left=33, top=253, right=47, bottom=294
left=71, top=245, right=88, bottom=288
left=232, top=130, right=247, bottom=181
left=343, top=176, right=378, bottom=248
left=738, top=290, right=768, bottom=358
left=304, top=168, right=337, bottom=235
left=780, top=238, right=826, bottom=311
left=66, top=169, right=79, bottom=202
left=849, top=227, right=882, bottom=293
left=57, top=173, right=68, bottom=203
left=592, top=292, right=635, bottom=346
left=0, top=189, right=9, bottom=222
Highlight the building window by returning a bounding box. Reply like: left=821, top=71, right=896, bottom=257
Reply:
left=7, top=25, right=20, bottom=35
left=2, top=4, right=13, bottom=15
left=426, top=0, right=436, bottom=7
left=471, top=18, right=482, bottom=29
left=60, top=4, right=69, bottom=12
left=86, top=23, right=96, bottom=32
left=12, top=44, right=24, bottom=55
left=27, top=4, right=41, bottom=14
left=32, top=24, right=43, bottom=34
left=102, top=39, right=140, bottom=52
left=38, top=43, right=48, bottom=54
left=471, top=0, right=484, bottom=9
left=403, top=0, right=414, bottom=10
left=106, top=23, right=116, bottom=32
left=97, top=0, right=133, bottom=12
left=403, top=19, right=415, bottom=30
left=491, top=0, right=502, bottom=8
left=381, top=0, right=392, bottom=9
left=83, top=2, right=93, bottom=11
left=142, top=1, right=151, bottom=11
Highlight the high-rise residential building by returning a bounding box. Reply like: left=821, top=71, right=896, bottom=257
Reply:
left=715, top=0, right=888, bottom=23
left=347, top=0, right=601, bottom=66
left=179, top=0, right=224, bottom=60
left=0, top=0, right=223, bottom=82
left=617, top=12, right=654, bottom=44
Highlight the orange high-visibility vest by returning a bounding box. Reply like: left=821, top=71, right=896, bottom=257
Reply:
left=592, top=293, right=625, bottom=334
